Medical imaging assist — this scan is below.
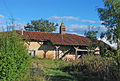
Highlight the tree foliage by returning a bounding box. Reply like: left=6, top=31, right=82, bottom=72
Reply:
left=24, top=19, right=58, bottom=32
left=0, top=31, right=30, bottom=81
left=84, top=26, right=99, bottom=50
left=84, top=26, right=98, bottom=41
left=97, top=0, right=120, bottom=56
left=84, top=26, right=114, bottom=56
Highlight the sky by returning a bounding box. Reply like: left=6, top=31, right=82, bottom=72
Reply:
left=0, top=0, right=117, bottom=47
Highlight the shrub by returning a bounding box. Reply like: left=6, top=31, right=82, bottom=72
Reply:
left=0, top=31, right=31, bottom=81
left=60, top=54, right=120, bottom=81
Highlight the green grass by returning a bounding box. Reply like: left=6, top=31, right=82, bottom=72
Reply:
left=25, top=56, right=120, bottom=81
left=27, top=57, right=76, bottom=81
left=37, top=58, right=76, bottom=81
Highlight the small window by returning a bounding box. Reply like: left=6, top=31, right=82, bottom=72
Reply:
left=28, top=50, right=36, bottom=56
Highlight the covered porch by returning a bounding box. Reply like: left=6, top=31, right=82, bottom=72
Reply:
left=54, top=45, right=89, bottom=60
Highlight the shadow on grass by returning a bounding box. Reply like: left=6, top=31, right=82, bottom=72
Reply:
left=47, top=75, right=75, bottom=81
left=45, top=67, right=76, bottom=81
left=68, top=71, right=103, bottom=81
left=59, top=66, right=115, bottom=81
left=46, top=72, right=100, bottom=81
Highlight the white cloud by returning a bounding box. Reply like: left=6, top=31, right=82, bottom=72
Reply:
left=0, top=14, right=5, bottom=23
left=0, top=25, right=6, bottom=28
left=0, top=14, right=5, bottom=18
left=67, top=24, right=88, bottom=31
left=48, top=16, right=79, bottom=21
left=99, top=21, right=104, bottom=23
left=80, top=20, right=103, bottom=24
left=80, top=20, right=97, bottom=23
left=67, top=24, right=90, bottom=35
left=0, top=22, right=26, bottom=31
left=14, top=22, right=26, bottom=27
left=67, top=24, right=107, bottom=32
left=0, top=25, right=6, bottom=31
left=66, top=24, right=107, bottom=37
left=70, top=32, right=84, bottom=36
left=0, top=20, right=2, bottom=23
left=48, top=16, right=103, bottom=24
left=99, top=25, right=107, bottom=31
left=67, top=24, right=100, bottom=33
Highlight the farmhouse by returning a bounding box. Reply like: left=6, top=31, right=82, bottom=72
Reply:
left=16, top=22, right=101, bottom=60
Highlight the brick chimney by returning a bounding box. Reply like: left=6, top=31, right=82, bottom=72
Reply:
left=60, top=21, right=66, bottom=34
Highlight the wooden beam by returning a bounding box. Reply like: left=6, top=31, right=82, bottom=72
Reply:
left=25, top=41, right=30, bottom=45
left=76, top=49, right=88, bottom=51
left=59, top=49, right=71, bottom=59
left=37, top=42, right=43, bottom=45
left=94, top=47, right=100, bottom=55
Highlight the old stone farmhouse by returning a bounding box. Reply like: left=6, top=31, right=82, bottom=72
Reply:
left=16, top=22, right=103, bottom=60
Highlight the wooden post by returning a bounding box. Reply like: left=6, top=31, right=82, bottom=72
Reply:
left=55, top=46, right=60, bottom=59
left=58, top=49, right=59, bottom=59
left=74, top=47, right=78, bottom=60
left=75, top=49, right=77, bottom=59
left=86, top=47, right=89, bottom=54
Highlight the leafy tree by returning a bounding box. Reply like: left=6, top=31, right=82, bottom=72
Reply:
left=24, top=19, right=58, bottom=32
left=97, top=0, right=120, bottom=56
left=84, top=26, right=98, bottom=41
left=84, top=26, right=112, bottom=56
left=84, top=26, right=99, bottom=49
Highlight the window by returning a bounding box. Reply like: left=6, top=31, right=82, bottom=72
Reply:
left=28, top=50, right=36, bottom=56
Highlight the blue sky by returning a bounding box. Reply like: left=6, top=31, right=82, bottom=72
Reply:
left=0, top=0, right=104, bottom=31
left=0, top=0, right=116, bottom=47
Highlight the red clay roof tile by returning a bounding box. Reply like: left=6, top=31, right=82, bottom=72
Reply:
left=16, top=30, right=92, bottom=46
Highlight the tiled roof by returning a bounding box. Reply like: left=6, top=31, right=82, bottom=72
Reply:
left=16, top=30, right=91, bottom=46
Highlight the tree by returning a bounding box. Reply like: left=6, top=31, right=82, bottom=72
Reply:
left=84, top=26, right=112, bottom=56
left=84, top=26, right=99, bottom=53
left=84, top=26, right=98, bottom=41
left=24, top=19, right=58, bottom=32
left=97, top=0, right=120, bottom=56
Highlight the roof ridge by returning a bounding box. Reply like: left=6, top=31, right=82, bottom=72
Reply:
left=16, top=30, right=60, bottom=34
left=2, top=30, right=88, bottom=39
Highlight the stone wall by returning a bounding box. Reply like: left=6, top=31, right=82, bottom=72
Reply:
left=25, top=41, right=76, bottom=60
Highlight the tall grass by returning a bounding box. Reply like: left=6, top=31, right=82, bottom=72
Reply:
left=60, top=54, right=120, bottom=81
left=24, top=57, right=46, bottom=81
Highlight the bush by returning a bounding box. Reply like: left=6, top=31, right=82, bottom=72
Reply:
left=60, top=54, right=120, bottom=81
left=0, top=31, right=31, bottom=81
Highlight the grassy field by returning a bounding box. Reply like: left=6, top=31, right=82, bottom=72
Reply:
left=25, top=56, right=120, bottom=81
left=26, top=57, right=76, bottom=81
